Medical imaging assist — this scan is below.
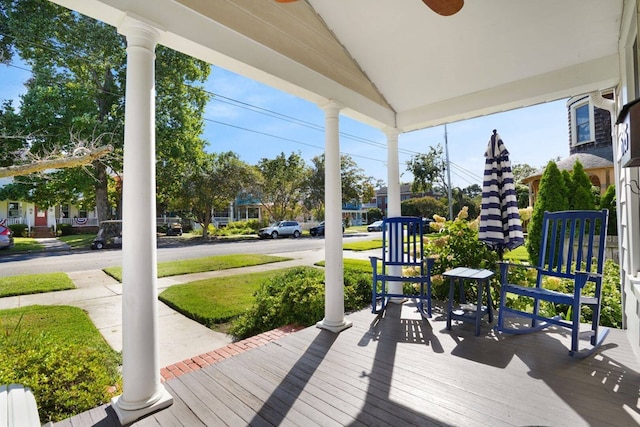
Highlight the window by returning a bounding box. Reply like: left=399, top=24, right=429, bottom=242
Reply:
left=61, top=204, right=69, bottom=218
left=571, top=99, right=594, bottom=145
left=8, top=202, right=20, bottom=218
left=78, top=209, right=87, bottom=218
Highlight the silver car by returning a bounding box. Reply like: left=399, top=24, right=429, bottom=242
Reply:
left=0, top=225, right=14, bottom=250
left=258, top=221, right=302, bottom=239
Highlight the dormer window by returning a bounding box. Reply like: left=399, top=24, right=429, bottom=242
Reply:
left=570, top=98, right=595, bottom=146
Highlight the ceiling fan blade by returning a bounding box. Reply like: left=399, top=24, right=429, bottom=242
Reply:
left=422, top=0, right=464, bottom=16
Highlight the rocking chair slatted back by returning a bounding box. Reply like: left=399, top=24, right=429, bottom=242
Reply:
left=370, top=216, right=434, bottom=318
left=539, top=210, right=607, bottom=281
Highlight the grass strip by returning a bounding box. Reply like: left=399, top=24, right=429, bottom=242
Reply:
left=315, top=258, right=376, bottom=273
left=103, top=253, right=291, bottom=282
left=0, top=272, right=75, bottom=297
left=58, top=234, right=95, bottom=249
left=9, top=237, right=44, bottom=252
left=159, top=269, right=288, bottom=327
left=343, top=239, right=383, bottom=251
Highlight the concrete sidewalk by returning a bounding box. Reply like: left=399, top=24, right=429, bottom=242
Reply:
left=0, top=248, right=378, bottom=368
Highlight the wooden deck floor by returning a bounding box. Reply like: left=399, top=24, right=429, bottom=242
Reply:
left=55, top=302, right=640, bottom=426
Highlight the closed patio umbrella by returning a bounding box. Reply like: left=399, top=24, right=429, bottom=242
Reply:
left=479, top=130, right=524, bottom=259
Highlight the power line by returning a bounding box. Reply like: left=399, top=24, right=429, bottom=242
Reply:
left=1, top=30, right=486, bottom=184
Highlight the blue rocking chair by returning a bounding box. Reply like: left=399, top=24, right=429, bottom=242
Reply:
left=496, top=209, right=609, bottom=358
left=370, top=217, right=434, bottom=318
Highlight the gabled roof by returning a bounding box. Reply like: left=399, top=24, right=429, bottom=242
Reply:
left=50, top=0, right=625, bottom=135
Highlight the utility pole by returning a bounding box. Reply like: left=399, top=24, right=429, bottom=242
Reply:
left=444, top=124, right=453, bottom=220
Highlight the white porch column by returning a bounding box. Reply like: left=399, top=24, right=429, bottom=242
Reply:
left=385, top=127, right=404, bottom=299
left=111, top=17, right=172, bottom=425
left=317, top=100, right=352, bottom=333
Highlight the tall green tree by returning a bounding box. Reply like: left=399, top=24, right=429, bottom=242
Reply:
left=256, top=152, right=309, bottom=221
left=569, top=160, right=596, bottom=210
left=174, top=152, right=255, bottom=238
left=599, top=184, right=617, bottom=235
left=1, top=0, right=210, bottom=221
left=306, top=153, right=378, bottom=219
left=527, top=161, right=568, bottom=263
left=406, top=144, right=447, bottom=194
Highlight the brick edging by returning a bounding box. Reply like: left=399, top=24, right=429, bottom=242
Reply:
left=160, top=324, right=303, bottom=381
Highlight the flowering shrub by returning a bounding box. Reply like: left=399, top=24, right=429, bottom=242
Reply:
left=424, top=207, right=499, bottom=300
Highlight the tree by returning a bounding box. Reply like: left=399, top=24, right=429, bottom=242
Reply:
left=366, top=207, right=383, bottom=223
left=599, top=184, right=617, bottom=235
left=511, top=163, right=538, bottom=184
left=406, top=144, right=447, bottom=194
left=255, top=152, right=309, bottom=221
left=306, top=153, right=379, bottom=219
left=526, top=161, right=568, bottom=263
left=173, top=152, right=255, bottom=238
left=569, top=160, right=596, bottom=210
left=2, top=0, right=210, bottom=221
left=401, top=196, right=446, bottom=218
left=515, top=183, right=529, bottom=208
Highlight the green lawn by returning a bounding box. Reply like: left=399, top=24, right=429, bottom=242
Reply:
left=315, top=258, right=376, bottom=273
left=9, top=237, right=44, bottom=252
left=103, top=253, right=291, bottom=281
left=0, top=305, right=120, bottom=422
left=503, top=245, right=529, bottom=262
left=343, top=239, right=383, bottom=251
left=58, top=234, right=95, bottom=249
left=0, top=272, right=75, bottom=297
left=159, top=269, right=288, bottom=329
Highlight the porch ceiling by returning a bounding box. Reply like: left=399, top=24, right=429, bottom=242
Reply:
left=51, top=0, right=624, bottom=133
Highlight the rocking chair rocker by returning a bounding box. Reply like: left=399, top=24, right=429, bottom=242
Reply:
left=496, top=209, right=610, bottom=358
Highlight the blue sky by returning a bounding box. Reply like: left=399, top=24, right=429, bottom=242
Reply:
left=1, top=62, right=569, bottom=188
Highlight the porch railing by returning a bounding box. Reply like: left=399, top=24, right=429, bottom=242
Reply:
left=57, top=218, right=99, bottom=227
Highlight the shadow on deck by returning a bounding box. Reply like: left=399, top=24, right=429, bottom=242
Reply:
left=56, top=302, right=640, bottom=426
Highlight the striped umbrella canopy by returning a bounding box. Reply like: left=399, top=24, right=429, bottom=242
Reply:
left=479, top=130, right=524, bottom=256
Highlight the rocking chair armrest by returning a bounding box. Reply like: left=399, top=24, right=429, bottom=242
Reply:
left=369, top=256, right=381, bottom=274
left=574, top=270, right=603, bottom=291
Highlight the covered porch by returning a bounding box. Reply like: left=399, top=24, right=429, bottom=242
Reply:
left=55, top=303, right=640, bottom=426
left=45, top=0, right=640, bottom=424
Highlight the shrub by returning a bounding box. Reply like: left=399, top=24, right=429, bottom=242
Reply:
left=0, top=310, right=121, bottom=423
left=8, top=223, right=28, bottom=237
left=424, top=207, right=499, bottom=300
left=57, top=223, right=74, bottom=236
left=229, top=266, right=371, bottom=340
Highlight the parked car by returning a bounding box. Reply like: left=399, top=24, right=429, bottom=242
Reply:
left=367, top=220, right=384, bottom=232
left=91, top=220, right=123, bottom=249
left=0, top=225, right=14, bottom=250
left=309, top=221, right=345, bottom=237
left=258, top=221, right=302, bottom=239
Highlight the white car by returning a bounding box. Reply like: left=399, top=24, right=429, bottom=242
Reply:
left=258, top=221, right=302, bottom=239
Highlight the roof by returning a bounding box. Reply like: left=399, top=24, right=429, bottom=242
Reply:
left=50, top=0, right=625, bottom=134
left=522, top=150, right=614, bottom=183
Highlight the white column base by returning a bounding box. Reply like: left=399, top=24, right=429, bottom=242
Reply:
left=316, top=318, right=353, bottom=333
left=111, top=387, right=173, bottom=425
left=388, top=282, right=406, bottom=303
